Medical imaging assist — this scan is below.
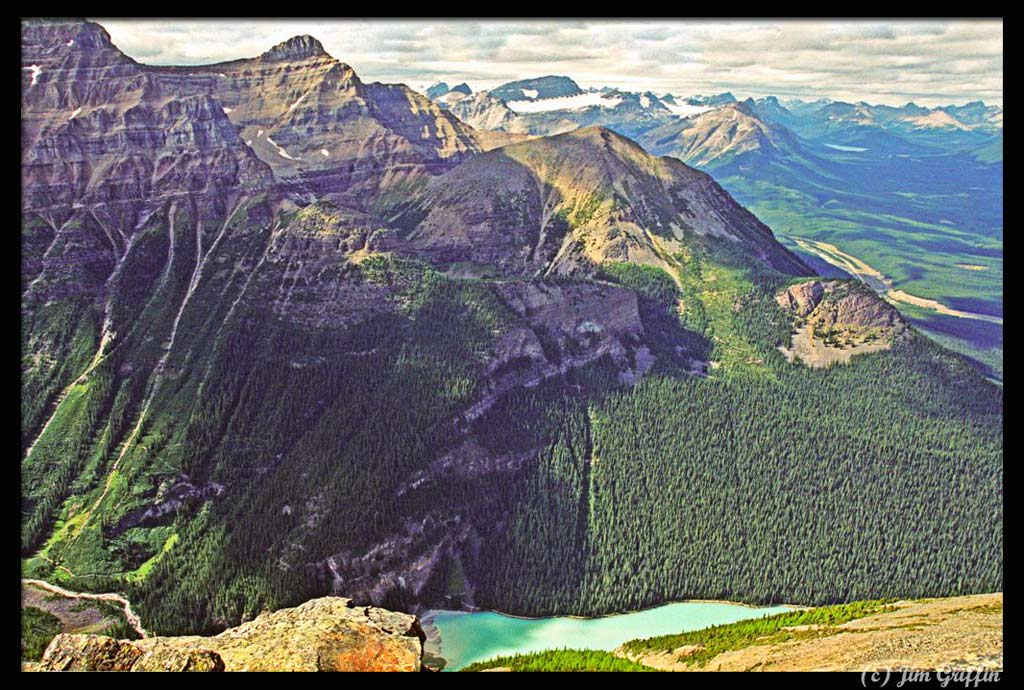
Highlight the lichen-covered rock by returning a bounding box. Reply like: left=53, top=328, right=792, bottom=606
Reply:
left=39, top=634, right=145, bottom=671
left=130, top=647, right=225, bottom=672
left=36, top=597, right=424, bottom=672
left=38, top=636, right=224, bottom=673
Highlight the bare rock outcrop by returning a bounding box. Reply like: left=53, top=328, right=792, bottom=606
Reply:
left=775, top=279, right=825, bottom=317
left=777, top=280, right=908, bottom=367
left=780, top=279, right=905, bottom=332
left=38, top=634, right=223, bottom=672
left=38, top=597, right=425, bottom=672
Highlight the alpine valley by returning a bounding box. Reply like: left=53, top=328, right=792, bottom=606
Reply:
left=22, top=19, right=1001, bottom=669
left=437, top=75, right=1004, bottom=380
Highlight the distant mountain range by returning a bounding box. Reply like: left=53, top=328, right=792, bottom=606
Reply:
left=426, top=75, right=1001, bottom=152
left=425, top=74, right=1003, bottom=379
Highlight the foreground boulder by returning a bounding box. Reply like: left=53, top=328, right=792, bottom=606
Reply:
left=39, top=635, right=224, bottom=672
left=38, top=597, right=425, bottom=672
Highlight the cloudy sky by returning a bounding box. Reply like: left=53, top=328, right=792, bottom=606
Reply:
left=95, top=19, right=1003, bottom=107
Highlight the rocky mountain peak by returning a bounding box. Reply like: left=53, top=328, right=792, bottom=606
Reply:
left=22, top=18, right=128, bottom=66
left=731, top=100, right=758, bottom=117
left=490, top=75, right=582, bottom=101
left=260, top=34, right=329, bottom=62
left=21, top=18, right=481, bottom=202
left=400, top=121, right=810, bottom=278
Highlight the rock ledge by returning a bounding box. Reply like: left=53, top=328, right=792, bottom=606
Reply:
left=38, top=596, right=425, bottom=672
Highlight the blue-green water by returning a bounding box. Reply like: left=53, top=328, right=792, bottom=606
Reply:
left=423, top=601, right=794, bottom=671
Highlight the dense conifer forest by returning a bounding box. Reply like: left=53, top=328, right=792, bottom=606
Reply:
left=22, top=208, right=1002, bottom=636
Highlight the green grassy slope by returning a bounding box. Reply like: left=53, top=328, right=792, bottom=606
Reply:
left=462, top=649, right=658, bottom=672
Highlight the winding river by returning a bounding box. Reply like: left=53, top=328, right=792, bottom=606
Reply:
left=22, top=578, right=149, bottom=638
left=422, top=601, right=794, bottom=671
left=789, top=236, right=1002, bottom=325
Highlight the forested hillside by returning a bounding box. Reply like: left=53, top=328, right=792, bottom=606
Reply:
left=23, top=209, right=1002, bottom=635
left=22, top=19, right=1001, bottom=639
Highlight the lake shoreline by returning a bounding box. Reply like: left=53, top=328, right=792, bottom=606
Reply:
left=422, top=597, right=808, bottom=624
left=421, top=598, right=801, bottom=671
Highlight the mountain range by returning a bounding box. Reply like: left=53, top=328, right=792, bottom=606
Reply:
left=22, top=18, right=1001, bottom=644
left=433, top=75, right=1000, bottom=146
left=429, top=74, right=1003, bottom=379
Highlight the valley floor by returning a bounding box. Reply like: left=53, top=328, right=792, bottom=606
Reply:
left=790, top=237, right=1002, bottom=325
left=22, top=578, right=148, bottom=639
left=783, top=235, right=1003, bottom=381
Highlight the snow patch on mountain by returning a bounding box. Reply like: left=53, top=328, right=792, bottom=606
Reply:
left=267, top=137, right=300, bottom=161
left=825, top=143, right=868, bottom=152
left=663, top=102, right=715, bottom=118
left=24, top=64, right=41, bottom=87
left=507, top=91, right=624, bottom=113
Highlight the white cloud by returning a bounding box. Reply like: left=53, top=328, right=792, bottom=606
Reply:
left=93, top=19, right=1002, bottom=106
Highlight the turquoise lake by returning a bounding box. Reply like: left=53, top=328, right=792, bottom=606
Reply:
left=423, top=601, right=794, bottom=671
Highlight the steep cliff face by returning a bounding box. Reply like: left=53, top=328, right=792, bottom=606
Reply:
left=21, top=19, right=272, bottom=311
left=20, top=18, right=484, bottom=462
left=21, top=18, right=485, bottom=316
left=35, top=597, right=426, bottom=672
left=776, top=279, right=825, bottom=317
left=21, top=21, right=284, bottom=477
left=22, top=19, right=272, bottom=212
left=150, top=35, right=482, bottom=201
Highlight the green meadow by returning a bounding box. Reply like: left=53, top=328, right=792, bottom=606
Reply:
left=720, top=172, right=1003, bottom=380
